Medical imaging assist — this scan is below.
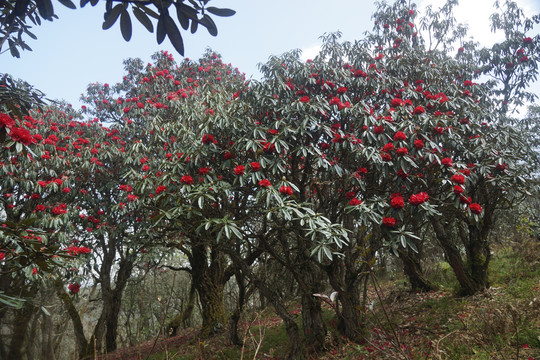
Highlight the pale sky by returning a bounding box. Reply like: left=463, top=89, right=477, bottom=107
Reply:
left=2, top=0, right=539, bottom=108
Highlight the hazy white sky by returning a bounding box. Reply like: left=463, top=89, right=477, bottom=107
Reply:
left=2, top=0, right=539, bottom=108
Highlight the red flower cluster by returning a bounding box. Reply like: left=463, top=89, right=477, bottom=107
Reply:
left=409, top=192, right=429, bottom=205
left=469, top=203, right=482, bottom=214
left=9, top=127, right=34, bottom=145
left=52, top=204, right=67, bottom=215
left=390, top=193, right=405, bottom=209
left=413, top=106, right=425, bottom=114
left=382, top=217, right=397, bottom=227
left=396, top=147, right=408, bottom=156
left=156, top=185, right=167, bottom=194
left=441, top=157, right=453, bottom=167
left=202, top=134, right=217, bottom=145
left=349, top=198, right=362, bottom=206
left=259, top=179, right=271, bottom=187
left=394, top=131, right=406, bottom=141
left=451, top=174, right=465, bottom=184
left=68, top=283, right=81, bottom=294
left=199, top=167, right=210, bottom=175
left=234, top=165, right=245, bottom=175
left=299, top=96, right=310, bottom=103
left=181, top=175, right=194, bottom=185
left=0, top=113, right=16, bottom=128
left=250, top=162, right=261, bottom=171
left=67, top=246, right=92, bottom=256
left=279, top=185, right=293, bottom=196
left=119, top=184, right=133, bottom=192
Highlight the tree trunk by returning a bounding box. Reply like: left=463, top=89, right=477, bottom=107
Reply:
left=432, top=219, right=488, bottom=295
left=6, top=301, right=35, bottom=360
left=398, top=248, right=437, bottom=292
left=228, top=271, right=248, bottom=346
left=54, top=278, right=91, bottom=359
left=104, top=257, right=134, bottom=352
left=301, top=293, right=326, bottom=350
left=226, top=248, right=304, bottom=359
left=191, top=242, right=227, bottom=337
left=167, top=280, right=196, bottom=336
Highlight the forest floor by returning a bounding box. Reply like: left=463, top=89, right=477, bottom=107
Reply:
left=100, top=240, right=540, bottom=360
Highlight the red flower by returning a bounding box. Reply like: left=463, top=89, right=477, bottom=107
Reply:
left=523, top=37, right=533, bottom=44
left=62, top=187, right=70, bottom=193
left=441, top=157, right=453, bottom=167
left=0, top=113, right=15, bottom=128
left=142, top=164, right=150, bottom=172
left=181, top=175, right=194, bottom=185
left=136, top=102, right=144, bottom=109
left=119, top=184, right=133, bottom=192
left=337, top=87, right=348, bottom=94
left=299, top=96, right=310, bottom=103
left=349, top=198, right=362, bottom=206
left=469, top=203, right=482, bottom=214
left=127, top=194, right=139, bottom=202
left=329, top=97, right=341, bottom=106
left=268, top=129, right=279, bottom=135
left=409, top=192, right=428, bottom=205
left=374, top=125, right=384, bottom=134
left=381, top=153, right=392, bottom=161
left=460, top=195, right=472, bottom=205
left=396, top=147, right=408, bottom=156
left=261, top=141, right=276, bottom=153
left=52, top=204, right=67, bottom=215
left=202, top=134, right=217, bottom=144
left=279, top=185, right=293, bottom=196
left=9, top=127, right=34, bottom=145
left=199, top=167, right=210, bottom=175
left=35, top=204, right=46, bottom=212
left=413, top=106, right=425, bottom=114
left=234, top=165, right=245, bottom=175
left=391, top=98, right=404, bottom=107
left=259, top=179, right=271, bottom=187
left=381, top=143, right=394, bottom=153
left=382, top=217, right=397, bottom=227
left=451, top=174, right=465, bottom=184
left=68, top=283, right=81, bottom=294
left=453, top=185, right=464, bottom=194
left=391, top=195, right=405, bottom=209
left=156, top=185, right=167, bottom=194
left=250, top=162, right=261, bottom=171
left=394, top=131, right=406, bottom=141
left=413, top=139, right=424, bottom=149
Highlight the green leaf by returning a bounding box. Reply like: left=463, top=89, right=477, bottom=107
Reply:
left=0, top=292, right=24, bottom=309
left=120, top=9, right=132, bottom=41
left=58, top=0, right=76, bottom=10
left=206, top=7, right=236, bottom=17
left=133, top=7, right=153, bottom=33
left=36, top=0, right=55, bottom=20
left=102, top=4, right=123, bottom=30
left=15, top=0, right=31, bottom=17
left=176, top=3, right=190, bottom=30
left=165, top=13, right=184, bottom=55
left=199, top=14, right=217, bottom=36
left=156, top=14, right=166, bottom=44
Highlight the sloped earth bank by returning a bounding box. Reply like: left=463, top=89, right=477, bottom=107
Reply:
left=96, top=284, right=539, bottom=359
